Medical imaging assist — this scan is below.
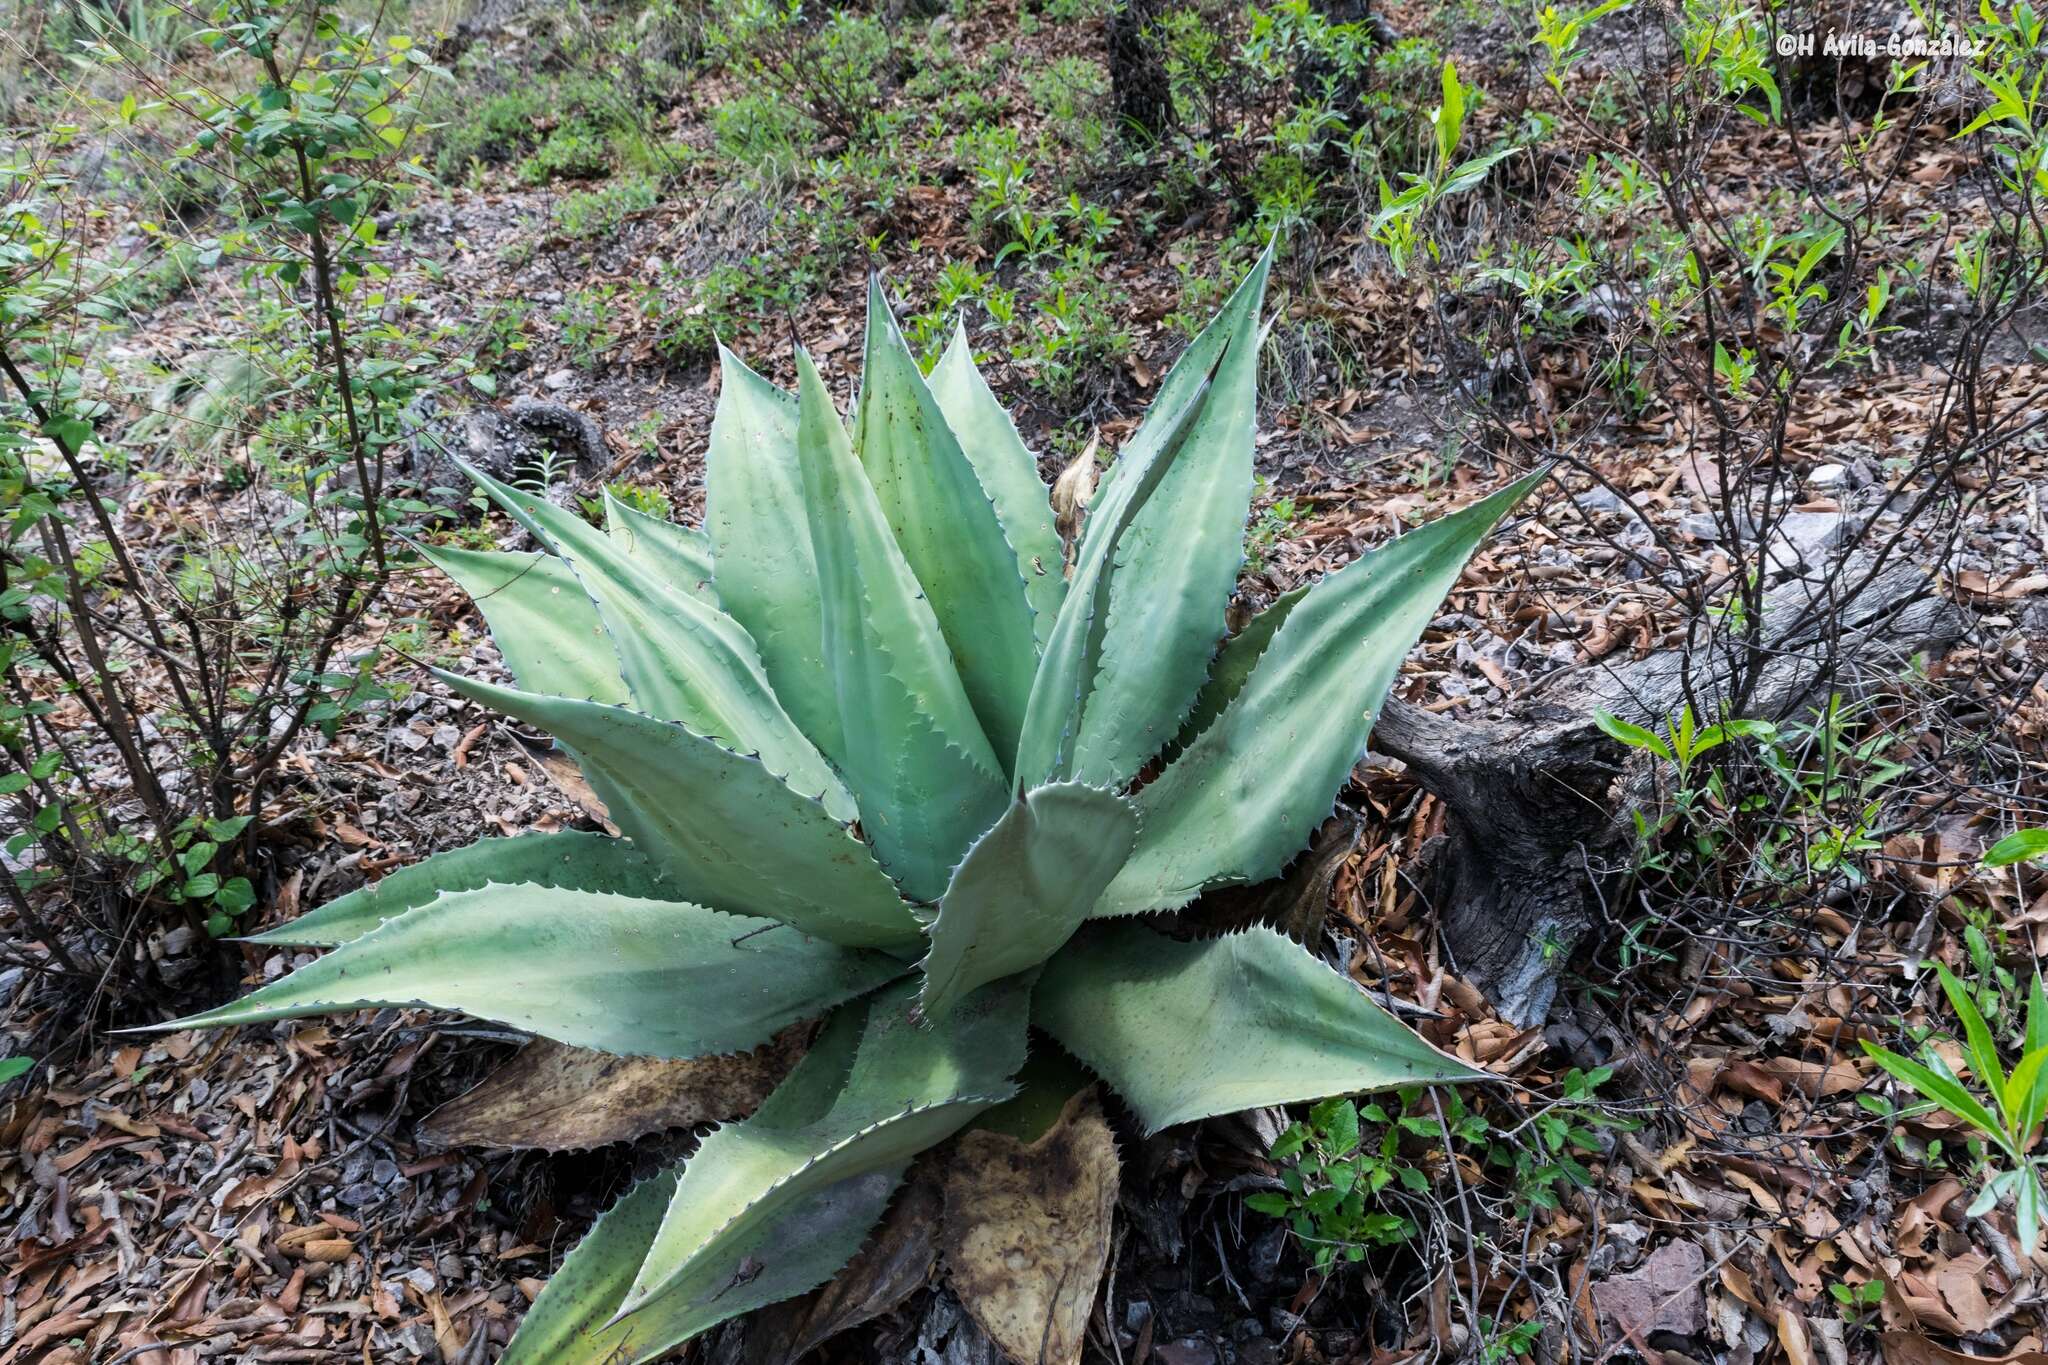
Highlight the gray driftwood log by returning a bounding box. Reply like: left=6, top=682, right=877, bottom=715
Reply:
left=1371, top=556, right=1966, bottom=1025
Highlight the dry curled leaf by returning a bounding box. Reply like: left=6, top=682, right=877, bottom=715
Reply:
left=1881, top=1332, right=2048, bottom=1365
left=940, top=1088, right=1119, bottom=1365
left=1050, top=432, right=1100, bottom=560
left=421, top=1027, right=808, bottom=1151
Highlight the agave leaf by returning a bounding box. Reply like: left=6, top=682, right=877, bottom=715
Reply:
left=972, top=1049, right=1098, bottom=1143
left=160, top=884, right=904, bottom=1060
left=918, top=783, right=1138, bottom=1020
left=500, top=1163, right=903, bottom=1365
left=1011, top=352, right=1222, bottom=788
left=499, top=1168, right=683, bottom=1365
left=1171, top=584, right=1308, bottom=755
left=603, top=491, right=718, bottom=607
left=929, top=320, right=1066, bottom=647
left=438, top=675, right=922, bottom=950
left=417, top=545, right=628, bottom=705
left=618, top=975, right=1028, bottom=1318
left=462, top=463, right=852, bottom=820
left=793, top=349, right=1007, bottom=899
left=1098, top=472, right=1545, bottom=917
left=703, top=347, right=844, bottom=762
left=1066, top=245, right=1274, bottom=789
left=247, top=831, right=680, bottom=947
left=855, top=283, right=1039, bottom=763
left=1034, top=923, right=1482, bottom=1133
left=503, top=1009, right=905, bottom=1362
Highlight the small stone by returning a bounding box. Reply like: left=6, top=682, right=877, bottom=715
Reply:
left=1155, top=1341, right=1218, bottom=1365
left=1808, top=462, right=1848, bottom=488
left=1679, top=513, right=1723, bottom=541
left=543, top=368, right=575, bottom=390
left=337, top=1181, right=384, bottom=1208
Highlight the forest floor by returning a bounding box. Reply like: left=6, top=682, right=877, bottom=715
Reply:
left=4, top=0, right=2048, bottom=1362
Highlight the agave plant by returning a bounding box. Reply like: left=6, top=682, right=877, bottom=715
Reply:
left=162, top=246, right=1541, bottom=1361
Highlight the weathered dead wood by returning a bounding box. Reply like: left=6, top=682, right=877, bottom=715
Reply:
left=1371, top=557, right=1967, bottom=1025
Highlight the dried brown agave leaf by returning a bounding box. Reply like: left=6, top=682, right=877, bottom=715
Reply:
left=939, top=1088, right=1118, bottom=1365
left=1049, top=431, right=1099, bottom=562
left=422, top=1027, right=809, bottom=1151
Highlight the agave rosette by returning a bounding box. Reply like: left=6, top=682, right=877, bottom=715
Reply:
left=164, top=245, right=1541, bottom=1360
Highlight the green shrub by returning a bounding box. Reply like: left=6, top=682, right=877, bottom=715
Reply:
left=518, top=124, right=613, bottom=184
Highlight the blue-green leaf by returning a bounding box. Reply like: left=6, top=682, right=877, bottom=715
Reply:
left=856, top=282, right=1039, bottom=764
left=247, top=831, right=684, bottom=947
left=918, top=782, right=1138, bottom=1019
left=704, top=347, right=843, bottom=762
left=417, top=545, right=628, bottom=705
left=792, top=349, right=1007, bottom=900
left=438, top=675, right=922, bottom=949
left=159, top=885, right=902, bottom=1060
left=1066, top=244, right=1274, bottom=789
left=1035, top=924, right=1482, bottom=1133
left=1099, top=472, right=1544, bottom=916
left=929, top=320, right=1066, bottom=647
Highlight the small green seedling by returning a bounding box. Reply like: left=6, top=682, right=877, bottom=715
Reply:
left=1863, top=963, right=2048, bottom=1253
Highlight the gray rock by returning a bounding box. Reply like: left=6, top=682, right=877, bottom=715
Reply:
left=1679, top=512, right=1723, bottom=541
left=336, top=1180, right=384, bottom=1208
left=1765, top=511, right=1866, bottom=572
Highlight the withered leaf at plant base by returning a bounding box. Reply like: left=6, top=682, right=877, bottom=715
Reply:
left=422, top=1028, right=809, bottom=1151
left=1881, top=1333, right=2048, bottom=1365
left=742, top=1154, right=947, bottom=1365
left=940, top=1088, right=1119, bottom=1365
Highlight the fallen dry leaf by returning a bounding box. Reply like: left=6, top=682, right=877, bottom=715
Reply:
left=421, top=1028, right=808, bottom=1150
left=1881, top=1332, right=2048, bottom=1365
left=940, top=1088, right=1119, bottom=1365
left=1591, top=1239, right=1709, bottom=1348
